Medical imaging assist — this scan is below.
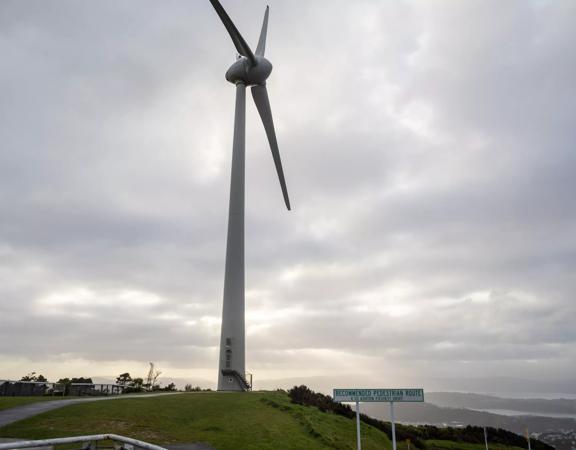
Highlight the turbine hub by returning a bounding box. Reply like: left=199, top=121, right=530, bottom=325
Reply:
left=226, top=56, right=272, bottom=86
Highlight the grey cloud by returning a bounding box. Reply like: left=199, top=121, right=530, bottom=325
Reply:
left=1, top=0, right=575, bottom=388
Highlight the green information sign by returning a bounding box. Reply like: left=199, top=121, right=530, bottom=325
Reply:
left=333, top=388, right=424, bottom=403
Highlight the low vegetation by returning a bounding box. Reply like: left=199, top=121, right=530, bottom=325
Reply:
left=287, top=386, right=553, bottom=450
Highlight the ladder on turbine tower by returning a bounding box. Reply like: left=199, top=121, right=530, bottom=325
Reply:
left=221, top=370, right=252, bottom=391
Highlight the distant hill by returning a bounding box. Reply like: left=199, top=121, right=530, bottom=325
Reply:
left=426, top=392, right=576, bottom=416
left=361, top=397, right=576, bottom=450
left=362, top=400, right=576, bottom=431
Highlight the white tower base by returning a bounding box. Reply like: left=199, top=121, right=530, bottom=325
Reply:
left=217, top=83, right=248, bottom=392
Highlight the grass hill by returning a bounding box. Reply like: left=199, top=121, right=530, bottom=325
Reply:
left=0, top=391, right=390, bottom=449
left=0, top=391, right=534, bottom=450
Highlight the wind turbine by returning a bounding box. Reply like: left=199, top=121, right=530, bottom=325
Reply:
left=208, top=0, right=290, bottom=391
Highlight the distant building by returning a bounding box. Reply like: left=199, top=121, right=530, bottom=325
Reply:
left=0, top=380, right=49, bottom=396
left=0, top=380, right=125, bottom=397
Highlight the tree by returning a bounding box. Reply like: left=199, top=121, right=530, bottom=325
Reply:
left=163, top=382, right=177, bottom=392
left=152, top=369, right=162, bottom=387
left=145, top=363, right=154, bottom=389
left=142, top=362, right=162, bottom=391
left=116, top=373, right=132, bottom=386
left=130, top=377, right=143, bottom=388
left=20, top=372, right=48, bottom=382
left=70, top=377, right=93, bottom=384
left=20, top=372, right=36, bottom=381
left=123, top=376, right=145, bottom=394
left=144, top=362, right=162, bottom=390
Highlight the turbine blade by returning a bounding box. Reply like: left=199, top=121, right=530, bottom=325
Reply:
left=251, top=85, right=291, bottom=210
left=208, top=0, right=256, bottom=65
left=255, top=6, right=269, bottom=57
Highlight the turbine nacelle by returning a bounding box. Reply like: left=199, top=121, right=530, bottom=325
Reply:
left=209, top=0, right=290, bottom=210
left=226, top=56, right=273, bottom=86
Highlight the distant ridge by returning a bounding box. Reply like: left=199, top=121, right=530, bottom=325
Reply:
left=426, top=392, right=576, bottom=415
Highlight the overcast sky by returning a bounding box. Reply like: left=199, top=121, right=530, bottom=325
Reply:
left=1, top=0, right=575, bottom=393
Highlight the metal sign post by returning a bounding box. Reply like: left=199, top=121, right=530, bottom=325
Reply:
left=390, top=401, right=397, bottom=450
left=333, top=389, right=424, bottom=450
left=355, top=401, right=361, bottom=450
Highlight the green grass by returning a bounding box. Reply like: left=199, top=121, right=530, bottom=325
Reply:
left=426, top=439, right=525, bottom=450
left=0, top=391, right=391, bottom=450
left=0, top=396, right=72, bottom=411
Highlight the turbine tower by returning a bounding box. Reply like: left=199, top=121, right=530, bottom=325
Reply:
left=208, top=0, right=290, bottom=391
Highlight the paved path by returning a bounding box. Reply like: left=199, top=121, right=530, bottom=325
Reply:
left=0, top=393, right=182, bottom=428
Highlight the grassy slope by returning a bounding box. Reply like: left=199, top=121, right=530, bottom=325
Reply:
left=0, top=393, right=529, bottom=450
left=0, top=391, right=391, bottom=450
left=0, top=397, right=73, bottom=411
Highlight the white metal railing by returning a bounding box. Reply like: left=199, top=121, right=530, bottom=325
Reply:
left=0, top=434, right=167, bottom=450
